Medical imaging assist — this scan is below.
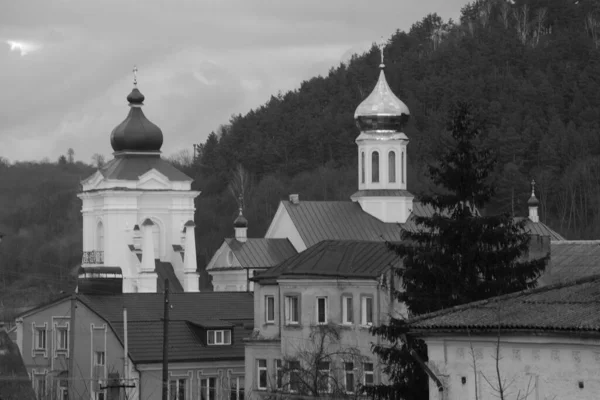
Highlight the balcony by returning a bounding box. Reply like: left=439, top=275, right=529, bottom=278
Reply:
left=82, top=251, right=104, bottom=265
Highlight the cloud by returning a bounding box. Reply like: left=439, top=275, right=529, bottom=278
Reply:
left=5, top=40, right=42, bottom=56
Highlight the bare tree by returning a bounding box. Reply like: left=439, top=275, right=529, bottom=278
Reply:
left=585, top=12, right=600, bottom=49
left=91, top=153, right=105, bottom=169
left=228, top=164, right=252, bottom=208
left=167, top=149, right=194, bottom=169
left=499, top=1, right=511, bottom=29
left=532, top=8, right=548, bottom=47
left=513, top=4, right=530, bottom=45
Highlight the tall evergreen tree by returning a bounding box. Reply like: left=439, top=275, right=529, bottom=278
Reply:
left=368, top=101, right=549, bottom=399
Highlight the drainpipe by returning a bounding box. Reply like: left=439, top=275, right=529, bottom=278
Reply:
left=401, top=334, right=444, bottom=394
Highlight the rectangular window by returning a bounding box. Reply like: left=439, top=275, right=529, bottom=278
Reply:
left=207, top=330, right=232, bottom=345
left=200, top=377, right=215, bottom=400
left=95, top=392, right=105, bottom=400
left=344, top=362, right=355, bottom=393
left=275, top=359, right=283, bottom=390
left=316, top=297, right=327, bottom=324
left=363, top=363, right=374, bottom=387
left=35, top=328, right=47, bottom=350
left=317, top=361, right=330, bottom=393
left=257, top=359, right=267, bottom=390
left=57, top=328, right=68, bottom=350
left=229, top=377, right=244, bottom=400
left=59, top=387, right=68, bottom=400
left=342, top=296, right=353, bottom=324
left=265, top=295, right=275, bottom=323
left=361, top=296, right=374, bottom=326
left=289, top=361, right=301, bottom=393
left=35, top=374, right=46, bottom=399
left=94, top=351, right=105, bottom=366
left=285, top=296, right=299, bottom=325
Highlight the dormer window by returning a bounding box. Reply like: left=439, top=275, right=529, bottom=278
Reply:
left=207, top=330, right=232, bottom=345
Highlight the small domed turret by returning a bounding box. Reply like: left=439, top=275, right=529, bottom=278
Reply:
left=234, top=208, right=248, bottom=228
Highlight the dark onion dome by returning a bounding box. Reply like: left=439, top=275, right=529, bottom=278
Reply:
left=234, top=208, right=248, bottom=228
left=110, top=87, right=164, bottom=152
left=528, top=180, right=540, bottom=206
left=354, top=64, right=410, bottom=132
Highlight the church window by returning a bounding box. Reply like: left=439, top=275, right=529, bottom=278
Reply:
left=96, top=221, right=104, bottom=252
left=388, top=151, right=396, bottom=183
left=361, top=152, right=365, bottom=184
left=371, top=151, right=380, bottom=183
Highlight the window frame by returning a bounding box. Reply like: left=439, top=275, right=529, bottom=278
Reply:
left=284, top=295, right=300, bottom=325
left=56, top=327, right=69, bottom=351
left=200, top=377, right=216, bottom=400
left=35, top=327, right=47, bottom=350
left=361, top=151, right=365, bottom=184
left=207, top=329, right=232, bottom=345
left=94, top=351, right=105, bottom=366
left=363, top=362, right=374, bottom=387
left=361, top=296, right=374, bottom=326
left=265, top=295, right=275, bottom=324
left=275, top=359, right=283, bottom=390
left=341, top=295, right=353, bottom=325
left=371, top=151, right=380, bottom=183
left=257, top=359, right=268, bottom=390
left=344, top=362, right=355, bottom=393
left=317, top=361, right=331, bottom=393
left=229, top=376, right=244, bottom=400
left=316, top=296, right=328, bottom=325
left=288, top=360, right=301, bottom=393
left=388, top=150, right=396, bottom=183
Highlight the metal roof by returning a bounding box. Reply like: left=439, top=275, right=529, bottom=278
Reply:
left=99, top=154, right=191, bottom=182
left=223, top=238, right=297, bottom=270
left=542, top=241, right=600, bottom=285
left=520, top=218, right=565, bottom=241
left=407, top=274, right=600, bottom=335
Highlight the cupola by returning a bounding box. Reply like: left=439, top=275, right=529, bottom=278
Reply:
left=110, top=66, right=163, bottom=153
left=528, top=179, right=540, bottom=223
left=234, top=198, right=248, bottom=243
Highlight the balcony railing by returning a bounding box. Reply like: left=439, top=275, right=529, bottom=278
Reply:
left=82, top=251, right=104, bottom=265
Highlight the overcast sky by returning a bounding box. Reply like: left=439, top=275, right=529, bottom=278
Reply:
left=0, top=0, right=470, bottom=163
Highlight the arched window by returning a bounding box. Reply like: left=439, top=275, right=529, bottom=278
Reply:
left=388, top=151, right=396, bottom=183
left=372, top=151, right=380, bottom=183
left=96, top=221, right=104, bottom=252
left=401, top=151, right=405, bottom=184
left=361, top=152, right=365, bottom=184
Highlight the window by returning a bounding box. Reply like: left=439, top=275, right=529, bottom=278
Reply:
left=284, top=295, right=299, bottom=325
left=96, top=221, right=104, bottom=252
left=35, top=374, right=46, bottom=399
left=342, top=296, right=353, bottom=324
left=344, top=362, right=355, bottom=393
left=361, top=296, right=374, bottom=326
left=257, top=359, right=267, bottom=390
left=388, top=151, right=396, bottom=183
left=94, top=351, right=105, bottom=366
left=371, top=151, right=380, bottom=183
left=361, top=151, right=365, bottom=184
left=363, top=363, right=374, bottom=386
left=401, top=151, right=405, bottom=184
left=35, top=327, right=47, bottom=350
left=289, top=361, right=301, bottom=393
left=207, top=330, right=232, bottom=345
left=265, top=295, right=275, bottom=323
left=230, top=377, right=244, bottom=400
left=200, top=377, right=215, bottom=400
left=317, top=361, right=330, bottom=393
left=95, top=392, right=105, bottom=400
left=316, top=297, right=328, bottom=324
left=275, top=359, right=283, bottom=390
left=56, top=327, right=68, bottom=350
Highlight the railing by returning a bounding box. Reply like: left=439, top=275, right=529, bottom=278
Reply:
left=82, top=251, right=104, bottom=265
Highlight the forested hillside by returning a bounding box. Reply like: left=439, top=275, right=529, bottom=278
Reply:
left=2, top=0, right=600, bottom=309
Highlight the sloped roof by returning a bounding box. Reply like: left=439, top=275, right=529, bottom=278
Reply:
left=100, top=154, right=191, bottom=182
left=222, top=238, right=297, bottom=270
left=542, top=241, right=600, bottom=285
left=406, top=274, right=600, bottom=335
left=155, top=261, right=184, bottom=292
left=520, top=218, right=565, bottom=241
left=253, top=240, right=399, bottom=283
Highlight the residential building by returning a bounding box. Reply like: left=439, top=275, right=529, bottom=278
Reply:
left=77, top=72, right=200, bottom=293
left=404, top=274, right=600, bottom=400
left=244, top=240, right=405, bottom=398
left=15, top=275, right=253, bottom=400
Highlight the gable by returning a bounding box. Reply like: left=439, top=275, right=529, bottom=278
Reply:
left=206, top=242, right=241, bottom=271
left=136, top=169, right=171, bottom=190
left=264, top=202, right=307, bottom=251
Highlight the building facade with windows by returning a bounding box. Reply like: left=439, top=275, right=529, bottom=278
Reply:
left=244, top=240, right=406, bottom=399
left=16, top=289, right=254, bottom=400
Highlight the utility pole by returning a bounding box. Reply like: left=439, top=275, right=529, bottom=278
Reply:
left=162, top=279, right=170, bottom=400
left=68, top=293, right=77, bottom=400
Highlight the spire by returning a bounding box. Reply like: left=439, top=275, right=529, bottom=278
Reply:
left=234, top=195, right=248, bottom=242
left=110, top=66, right=164, bottom=153
left=378, top=36, right=385, bottom=68
left=528, top=179, right=540, bottom=222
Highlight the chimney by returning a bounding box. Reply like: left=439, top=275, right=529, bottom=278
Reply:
left=528, top=179, right=539, bottom=223
left=234, top=207, right=248, bottom=243
left=141, top=219, right=155, bottom=271
left=132, top=225, right=141, bottom=250
left=183, top=220, right=199, bottom=292
left=289, top=194, right=300, bottom=204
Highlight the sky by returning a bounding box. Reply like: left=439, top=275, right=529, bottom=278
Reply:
left=0, top=0, right=471, bottom=163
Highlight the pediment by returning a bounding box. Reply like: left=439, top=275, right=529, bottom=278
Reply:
left=81, top=170, right=105, bottom=191
left=137, top=169, right=171, bottom=190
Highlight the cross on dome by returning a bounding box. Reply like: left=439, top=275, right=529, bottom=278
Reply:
left=378, top=36, right=385, bottom=66
left=133, top=65, right=138, bottom=87
left=531, top=179, right=536, bottom=197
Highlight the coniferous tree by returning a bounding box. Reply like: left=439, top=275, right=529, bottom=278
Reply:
left=368, top=101, right=549, bottom=399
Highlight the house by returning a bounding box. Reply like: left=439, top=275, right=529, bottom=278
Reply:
left=77, top=72, right=200, bottom=293
left=404, top=274, right=600, bottom=400
left=244, top=240, right=406, bottom=398
left=15, top=273, right=254, bottom=400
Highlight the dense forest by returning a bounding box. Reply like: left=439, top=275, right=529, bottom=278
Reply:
left=2, top=0, right=600, bottom=310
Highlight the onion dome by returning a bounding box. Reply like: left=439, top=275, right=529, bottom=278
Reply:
left=110, top=66, right=163, bottom=152
left=234, top=207, right=248, bottom=228
left=354, top=43, right=410, bottom=132
left=528, top=179, right=539, bottom=206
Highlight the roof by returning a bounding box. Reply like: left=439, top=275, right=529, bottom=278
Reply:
left=406, top=274, right=600, bottom=335
left=222, top=238, right=297, bottom=270
left=155, top=261, right=184, bottom=293
left=520, top=218, right=565, bottom=241
left=253, top=240, right=398, bottom=283
left=79, top=292, right=254, bottom=363
left=542, top=241, right=600, bottom=285
left=99, top=154, right=191, bottom=182
left=0, top=331, right=36, bottom=400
